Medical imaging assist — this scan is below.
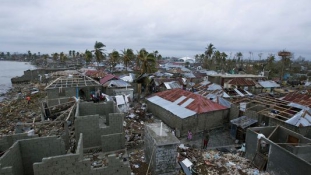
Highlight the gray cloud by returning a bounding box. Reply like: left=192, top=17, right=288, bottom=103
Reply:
left=0, top=0, right=310, bottom=59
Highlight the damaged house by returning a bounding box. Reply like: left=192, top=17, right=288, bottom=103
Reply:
left=245, top=126, right=311, bottom=175
left=146, top=89, right=229, bottom=137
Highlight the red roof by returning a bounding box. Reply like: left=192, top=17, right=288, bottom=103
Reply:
left=227, top=78, right=256, bottom=86
left=154, top=89, right=227, bottom=113
left=85, top=70, right=106, bottom=78
left=100, top=74, right=118, bottom=84
left=283, top=92, right=311, bottom=108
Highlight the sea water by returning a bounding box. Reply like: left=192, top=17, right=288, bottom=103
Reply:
left=0, top=61, right=36, bottom=101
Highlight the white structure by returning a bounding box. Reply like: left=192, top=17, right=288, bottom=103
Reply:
left=179, top=57, right=195, bottom=63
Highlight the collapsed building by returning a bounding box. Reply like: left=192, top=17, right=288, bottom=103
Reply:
left=146, top=89, right=229, bottom=137
left=0, top=99, right=131, bottom=175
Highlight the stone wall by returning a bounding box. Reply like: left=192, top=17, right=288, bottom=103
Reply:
left=101, top=133, right=125, bottom=152
left=144, top=124, right=180, bottom=175
left=229, top=104, right=239, bottom=121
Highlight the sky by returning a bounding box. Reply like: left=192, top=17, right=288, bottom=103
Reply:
left=1, top=0, right=310, bottom=60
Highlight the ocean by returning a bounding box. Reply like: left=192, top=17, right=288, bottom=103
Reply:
left=0, top=61, right=36, bottom=101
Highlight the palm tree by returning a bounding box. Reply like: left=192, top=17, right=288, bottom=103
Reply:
left=220, top=52, right=227, bottom=71
left=52, top=53, right=59, bottom=61
left=28, top=50, right=32, bottom=60
left=236, top=52, right=243, bottom=62
left=214, top=50, right=221, bottom=69
left=137, top=48, right=156, bottom=74
left=205, top=43, right=215, bottom=58
left=72, top=50, right=76, bottom=58
left=121, top=48, right=134, bottom=73
left=92, top=41, right=106, bottom=68
left=84, top=50, right=92, bottom=65
left=108, top=50, right=120, bottom=73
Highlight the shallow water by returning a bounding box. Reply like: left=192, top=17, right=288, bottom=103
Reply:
left=0, top=61, right=36, bottom=101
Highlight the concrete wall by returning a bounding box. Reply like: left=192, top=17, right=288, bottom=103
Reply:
left=146, top=100, right=228, bottom=136
left=266, top=140, right=311, bottom=175
left=78, top=101, right=114, bottom=116
left=101, top=133, right=125, bottom=152
left=0, top=136, right=65, bottom=175
left=19, top=137, right=66, bottom=175
left=245, top=126, right=311, bottom=175
left=0, top=142, right=24, bottom=175
left=33, top=134, right=131, bottom=175
left=0, top=133, right=37, bottom=153
left=229, top=104, right=239, bottom=121
left=75, top=102, right=124, bottom=150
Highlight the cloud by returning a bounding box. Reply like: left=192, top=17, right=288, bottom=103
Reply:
left=0, top=0, right=310, bottom=59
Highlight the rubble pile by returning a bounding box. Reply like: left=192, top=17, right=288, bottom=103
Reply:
left=128, top=149, right=150, bottom=175
left=86, top=150, right=127, bottom=169
left=0, top=84, right=44, bottom=135
left=124, top=102, right=154, bottom=149
left=177, top=145, right=270, bottom=175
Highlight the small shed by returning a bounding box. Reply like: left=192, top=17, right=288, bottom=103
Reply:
left=230, top=116, right=257, bottom=141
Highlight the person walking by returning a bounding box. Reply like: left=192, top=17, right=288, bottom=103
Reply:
left=203, top=132, right=210, bottom=149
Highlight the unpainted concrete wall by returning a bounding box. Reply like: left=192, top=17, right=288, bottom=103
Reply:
left=146, top=101, right=228, bottom=136
left=0, top=133, right=37, bottom=152
left=19, top=137, right=66, bottom=175
left=33, top=134, right=131, bottom=175
left=101, top=133, right=125, bottom=152
left=75, top=113, right=124, bottom=150
left=229, top=104, right=239, bottom=121
left=266, top=142, right=311, bottom=175
left=0, top=142, right=24, bottom=175
left=78, top=101, right=114, bottom=116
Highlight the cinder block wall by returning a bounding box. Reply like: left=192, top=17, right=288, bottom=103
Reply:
left=19, top=137, right=66, bottom=175
left=266, top=141, right=311, bottom=175
left=101, top=133, right=125, bottom=152
left=147, top=101, right=228, bottom=136
left=75, top=102, right=124, bottom=150
left=33, top=134, right=130, bottom=175
left=46, top=88, right=76, bottom=100
left=0, top=142, right=24, bottom=175
left=78, top=101, right=114, bottom=116
left=229, top=104, right=239, bottom=120
left=0, top=133, right=37, bottom=152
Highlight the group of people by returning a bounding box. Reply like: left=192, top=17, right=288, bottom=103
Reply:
left=187, top=130, right=210, bottom=149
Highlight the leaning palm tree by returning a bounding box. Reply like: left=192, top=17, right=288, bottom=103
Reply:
left=121, top=48, right=134, bottom=73
left=137, top=49, right=156, bottom=74
left=92, top=41, right=106, bottom=69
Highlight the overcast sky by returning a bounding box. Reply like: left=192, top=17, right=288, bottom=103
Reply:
left=1, top=0, right=310, bottom=59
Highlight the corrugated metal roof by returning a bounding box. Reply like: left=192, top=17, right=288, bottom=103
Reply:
left=230, top=116, right=258, bottom=129
left=102, top=79, right=131, bottom=88
left=148, top=89, right=227, bottom=116
left=258, top=80, right=280, bottom=88
left=100, top=74, right=118, bottom=84
left=147, top=96, right=196, bottom=118
left=283, top=92, right=311, bottom=108
left=227, top=78, right=256, bottom=86
left=285, top=109, right=311, bottom=127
